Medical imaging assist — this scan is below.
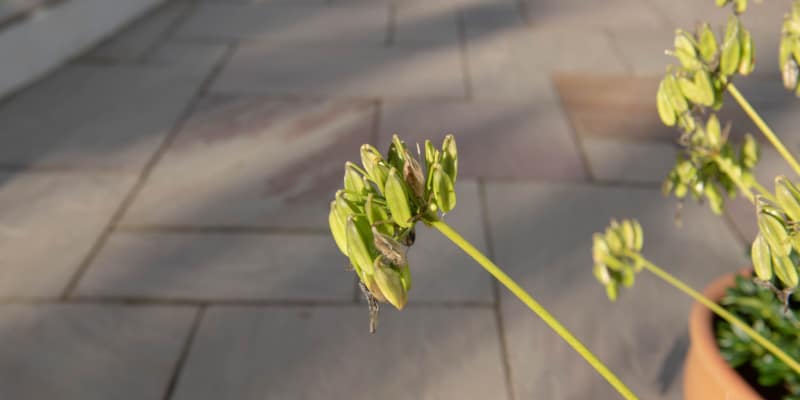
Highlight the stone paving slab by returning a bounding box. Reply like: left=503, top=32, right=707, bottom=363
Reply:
left=0, top=303, right=195, bottom=400
left=122, top=96, right=375, bottom=228
left=0, top=172, right=135, bottom=298
left=525, top=0, right=666, bottom=32
left=582, top=137, right=677, bottom=184
left=393, top=3, right=459, bottom=45
left=461, top=1, right=524, bottom=40
left=0, top=43, right=224, bottom=170
left=77, top=232, right=354, bottom=301
left=608, top=29, right=674, bottom=76
left=467, top=29, right=626, bottom=100
left=403, top=181, right=493, bottom=303
left=379, top=101, right=586, bottom=180
left=86, top=0, right=192, bottom=62
left=177, top=3, right=388, bottom=45
left=484, top=182, right=745, bottom=399
left=172, top=306, right=509, bottom=400
left=212, top=43, right=467, bottom=98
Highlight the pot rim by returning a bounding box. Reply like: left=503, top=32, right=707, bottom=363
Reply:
left=687, top=268, right=762, bottom=399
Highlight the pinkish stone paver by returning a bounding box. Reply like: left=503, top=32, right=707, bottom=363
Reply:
left=122, top=96, right=375, bottom=228
left=379, top=101, right=586, bottom=179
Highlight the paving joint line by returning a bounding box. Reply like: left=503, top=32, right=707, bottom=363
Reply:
left=117, top=224, right=330, bottom=235
left=478, top=178, right=516, bottom=400
left=0, top=296, right=494, bottom=308
left=550, top=74, right=597, bottom=182
left=455, top=10, right=474, bottom=101
left=161, top=305, right=205, bottom=400
left=139, top=0, right=202, bottom=63
left=59, top=42, right=238, bottom=299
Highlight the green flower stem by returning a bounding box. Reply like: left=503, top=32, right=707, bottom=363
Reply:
left=711, top=156, right=776, bottom=204
left=751, top=180, right=777, bottom=203
left=627, top=251, right=800, bottom=376
left=727, top=83, right=800, bottom=177
left=431, top=220, right=639, bottom=400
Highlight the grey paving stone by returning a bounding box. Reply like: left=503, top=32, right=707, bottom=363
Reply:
left=77, top=232, right=355, bottom=301
left=0, top=303, right=195, bottom=400
left=393, top=3, right=459, bottom=45
left=176, top=3, right=388, bottom=45
left=212, top=44, right=467, bottom=98
left=0, top=172, right=135, bottom=298
left=379, top=101, right=586, bottom=180
left=608, top=29, right=674, bottom=76
left=0, top=43, right=224, bottom=170
left=467, top=29, right=626, bottom=100
left=172, top=306, right=509, bottom=400
left=122, top=97, right=375, bottom=228
left=86, top=1, right=192, bottom=62
left=462, top=2, right=525, bottom=40
left=526, top=0, right=666, bottom=31
left=404, top=181, right=493, bottom=302
left=582, top=138, right=677, bottom=184
left=485, top=182, right=745, bottom=399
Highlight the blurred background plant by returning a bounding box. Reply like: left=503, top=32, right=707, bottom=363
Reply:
left=594, top=0, right=800, bottom=396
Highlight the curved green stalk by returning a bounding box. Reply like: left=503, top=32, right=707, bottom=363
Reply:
left=627, top=252, right=800, bottom=376
left=727, top=83, right=800, bottom=177
left=712, top=156, right=776, bottom=204
left=431, top=220, right=639, bottom=400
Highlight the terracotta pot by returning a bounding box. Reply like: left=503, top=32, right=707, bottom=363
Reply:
left=684, top=270, right=763, bottom=400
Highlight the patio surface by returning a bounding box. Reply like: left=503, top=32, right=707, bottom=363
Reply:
left=0, top=0, right=799, bottom=399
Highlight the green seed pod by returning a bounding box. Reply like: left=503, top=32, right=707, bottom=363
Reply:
left=403, top=153, right=426, bottom=201
left=657, top=80, right=677, bottom=126
left=385, top=167, right=414, bottom=228
left=329, top=201, right=348, bottom=255
left=387, top=135, right=407, bottom=171
left=344, top=162, right=367, bottom=195
left=738, top=28, right=755, bottom=75
left=780, top=37, right=794, bottom=74
left=605, top=281, right=619, bottom=301
left=694, top=70, right=715, bottom=106
left=783, top=58, right=799, bottom=91
left=751, top=235, right=773, bottom=281
left=733, top=0, right=746, bottom=14
left=372, top=226, right=408, bottom=267
left=705, top=114, right=722, bottom=150
left=772, top=253, right=799, bottom=289
left=705, top=183, right=724, bottom=215
left=432, top=164, right=457, bottom=213
left=720, top=16, right=742, bottom=76
left=361, top=144, right=383, bottom=178
left=365, top=194, right=393, bottom=236
left=605, top=226, right=624, bottom=254
left=424, top=140, right=437, bottom=173
left=621, top=220, right=635, bottom=250
left=347, top=215, right=376, bottom=275
left=776, top=176, right=800, bottom=221
left=592, top=233, right=609, bottom=264
left=740, top=134, right=759, bottom=169
left=678, top=77, right=705, bottom=104
left=758, top=211, right=791, bottom=256
left=363, top=275, right=387, bottom=303
left=631, top=220, right=643, bottom=251
left=399, top=263, right=412, bottom=292
left=664, top=74, right=689, bottom=113
left=593, top=263, right=611, bottom=285
left=621, top=267, right=635, bottom=288
left=712, top=77, right=725, bottom=110
left=373, top=258, right=408, bottom=310
left=715, top=0, right=729, bottom=7
left=673, top=31, right=702, bottom=70
left=698, top=23, right=718, bottom=63
left=678, top=113, right=696, bottom=133
left=441, top=134, right=458, bottom=184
